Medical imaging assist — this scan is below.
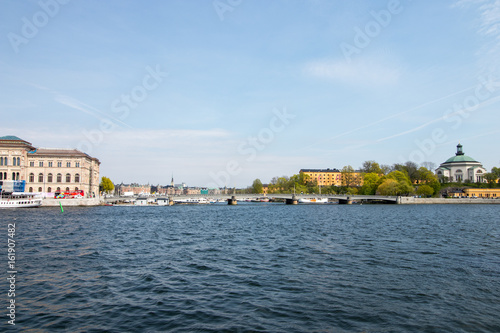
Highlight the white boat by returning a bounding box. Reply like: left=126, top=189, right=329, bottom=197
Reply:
left=0, top=192, right=43, bottom=208
left=173, top=197, right=210, bottom=204
left=298, top=197, right=329, bottom=204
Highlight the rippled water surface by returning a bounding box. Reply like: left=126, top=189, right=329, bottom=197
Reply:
left=1, top=204, right=500, bottom=332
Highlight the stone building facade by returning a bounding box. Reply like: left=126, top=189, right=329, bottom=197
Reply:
left=0, top=136, right=100, bottom=197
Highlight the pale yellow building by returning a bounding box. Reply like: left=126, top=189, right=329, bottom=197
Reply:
left=463, top=188, right=500, bottom=198
left=0, top=136, right=100, bottom=197
left=300, top=168, right=363, bottom=187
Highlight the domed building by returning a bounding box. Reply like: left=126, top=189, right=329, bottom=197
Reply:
left=435, top=143, right=487, bottom=183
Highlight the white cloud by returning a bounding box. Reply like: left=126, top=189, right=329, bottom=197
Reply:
left=304, top=57, right=401, bottom=85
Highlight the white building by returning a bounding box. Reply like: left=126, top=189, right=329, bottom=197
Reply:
left=436, top=143, right=487, bottom=183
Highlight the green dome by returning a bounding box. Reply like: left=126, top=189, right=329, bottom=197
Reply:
left=444, top=155, right=478, bottom=163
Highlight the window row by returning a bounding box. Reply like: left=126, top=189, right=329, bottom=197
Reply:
left=28, top=161, right=81, bottom=168
left=0, top=172, right=20, bottom=181
left=28, top=187, right=80, bottom=193
left=0, top=157, right=21, bottom=166
left=29, top=173, right=81, bottom=183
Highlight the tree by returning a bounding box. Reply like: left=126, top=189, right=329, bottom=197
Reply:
left=380, top=164, right=392, bottom=175
left=492, top=167, right=500, bottom=178
left=378, top=171, right=414, bottom=195
left=360, top=173, right=381, bottom=195
left=360, top=161, right=383, bottom=174
left=341, top=165, right=361, bottom=188
left=251, top=179, right=263, bottom=194
left=416, top=166, right=441, bottom=194
left=421, top=161, right=436, bottom=171
left=416, top=185, right=434, bottom=197
left=377, top=179, right=399, bottom=196
left=484, top=173, right=498, bottom=188
left=404, top=161, right=420, bottom=183
left=100, top=177, right=114, bottom=194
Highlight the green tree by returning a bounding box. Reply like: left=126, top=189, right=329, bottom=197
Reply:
left=341, top=165, right=361, bottom=188
left=379, top=171, right=414, bottom=195
left=251, top=179, right=263, bottom=194
left=492, top=167, right=500, bottom=178
left=484, top=173, right=498, bottom=188
left=100, top=177, right=114, bottom=194
left=360, top=173, right=381, bottom=195
left=360, top=161, right=383, bottom=174
left=380, top=164, right=392, bottom=175
left=377, top=179, right=399, bottom=196
left=416, top=166, right=441, bottom=194
left=416, top=185, right=434, bottom=197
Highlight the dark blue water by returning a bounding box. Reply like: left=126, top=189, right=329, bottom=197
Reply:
left=1, top=204, right=499, bottom=332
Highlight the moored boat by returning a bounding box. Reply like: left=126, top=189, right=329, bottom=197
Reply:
left=298, top=197, right=329, bottom=204
left=173, top=197, right=210, bottom=204
left=0, top=192, right=43, bottom=208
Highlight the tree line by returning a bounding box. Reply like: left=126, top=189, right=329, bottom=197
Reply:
left=249, top=161, right=500, bottom=197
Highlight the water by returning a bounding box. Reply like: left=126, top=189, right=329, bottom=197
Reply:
left=1, top=204, right=499, bottom=332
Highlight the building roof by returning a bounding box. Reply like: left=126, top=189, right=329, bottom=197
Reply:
left=444, top=155, right=479, bottom=163
left=29, top=148, right=100, bottom=163
left=0, top=135, right=35, bottom=149
left=0, top=135, right=26, bottom=141
left=300, top=168, right=341, bottom=172
left=442, top=144, right=479, bottom=164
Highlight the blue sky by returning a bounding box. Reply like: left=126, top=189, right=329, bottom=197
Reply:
left=1, top=0, right=499, bottom=187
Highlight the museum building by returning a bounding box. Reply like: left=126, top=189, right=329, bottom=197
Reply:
left=0, top=135, right=100, bottom=197
left=435, top=143, right=487, bottom=183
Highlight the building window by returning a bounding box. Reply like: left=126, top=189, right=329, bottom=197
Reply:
left=30, top=161, right=35, bottom=167
left=75, top=174, right=80, bottom=183
left=67, top=162, right=71, bottom=168
left=57, top=162, right=62, bottom=167
left=56, top=187, right=61, bottom=192
left=29, top=173, right=35, bottom=182
left=66, top=187, right=70, bottom=192
left=0, top=173, right=3, bottom=180
left=38, top=173, right=44, bottom=183
left=12, top=172, right=15, bottom=180
left=48, top=173, right=53, bottom=182
left=39, top=161, right=43, bottom=167
left=15, top=173, right=19, bottom=181
left=48, top=187, right=52, bottom=193
left=38, top=187, right=42, bottom=193
left=0, top=157, right=3, bottom=166
left=66, top=173, right=71, bottom=183
left=48, top=161, right=53, bottom=167
left=29, top=187, right=33, bottom=192
left=57, top=173, right=62, bottom=182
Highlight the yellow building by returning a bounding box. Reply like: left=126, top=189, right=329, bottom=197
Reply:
left=0, top=136, right=100, bottom=197
left=463, top=188, right=500, bottom=198
left=299, top=168, right=363, bottom=187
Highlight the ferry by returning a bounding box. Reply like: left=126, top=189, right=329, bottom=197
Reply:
left=0, top=180, right=43, bottom=208
left=0, top=192, right=43, bottom=208
left=173, top=197, right=210, bottom=204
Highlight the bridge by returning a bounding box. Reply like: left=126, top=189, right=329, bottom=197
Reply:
left=104, top=194, right=399, bottom=204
